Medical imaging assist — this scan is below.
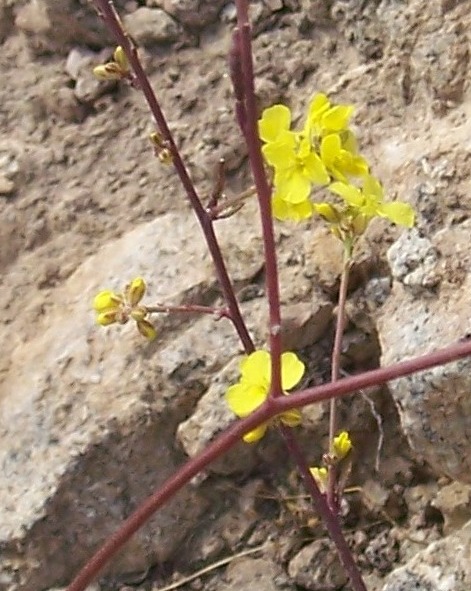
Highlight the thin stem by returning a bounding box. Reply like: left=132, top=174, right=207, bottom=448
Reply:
left=234, top=0, right=283, bottom=396
left=66, top=338, right=471, bottom=591
left=327, top=253, right=351, bottom=511
left=93, top=0, right=253, bottom=354
left=146, top=304, right=230, bottom=319
left=281, top=428, right=366, bottom=591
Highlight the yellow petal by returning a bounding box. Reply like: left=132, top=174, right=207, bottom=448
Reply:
left=313, top=202, right=340, bottom=224
left=310, top=466, right=329, bottom=492
left=303, top=150, right=330, bottom=186
left=322, top=105, right=354, bottom=132
left=126, top=277, right=146, bottom=306
left=240, top=350, right=271, bottom=386
left=225, top=382, right=267, bottom=417
left=363, top=175, right=383, bottom=199
left=320, top=133, right=341, bottom=168
left=136, top=319, right=157, bottom=340
left=378, top=201, right=415, bottom=227
left=243, top=423, right=268, bottom=443
left=281, top=351, right=305, bottom=390
left=258, top=104, right=292, bottom=143
left=96, top=310, right=119, bottom=326
left=329, top=182, right=363, bottom=207
left=275, top=171, right=312, bottom=204
left=93, top=290, right=122, bottom=312
left=262, top=131, right=296, bottom=169
left=273, top=193, right=313, bottom=222
left=333, top=430, right=352, bottom=459
left=280, top=408, right=302, bottom=427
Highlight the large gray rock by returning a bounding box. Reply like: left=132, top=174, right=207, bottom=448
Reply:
left=378, top=221, right=471, bottom=483
left=382, top=520, right=471, bottom=591
left=0, top=203, right=263, bottom=590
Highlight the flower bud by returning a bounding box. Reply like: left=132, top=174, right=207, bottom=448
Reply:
left=333, top=431, right=352, bottom=460
left=93, top=290, right=123, bottom=312
left=93, top=62, right=123, bottom=80
left=126, top=277, right=146, bottom=307
left=113, top=46, right=129, bottom=72
left=137, top=319, right=157, bottom=341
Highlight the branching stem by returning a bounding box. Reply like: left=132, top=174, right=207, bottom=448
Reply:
left=93, top=0, right=253, bottom=354
left=66, top=337, right=471, bottom=591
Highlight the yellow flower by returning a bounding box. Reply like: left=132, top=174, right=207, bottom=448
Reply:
left=320, top=133, right=369, bottom=182
left=304, top=92, right=354, bottom=140
left=225, top=350, right=305, bottom=443
left=332, top=431, right=352, bottom=460
left=329, top=176, right=415, bottom=228
left=263, top=131, right=329, bottom=203
left=93, top=277, right=157, bottom=340
left=272, top=191, right=314, bottom=222
left=310, top=466, right=329, bottom=493
left=258, top=104, right=292, bottom=143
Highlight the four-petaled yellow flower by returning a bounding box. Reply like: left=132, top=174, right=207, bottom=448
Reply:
left=93, top=277, right=157, bottom=340
left=225, top=350, right=305, bottom=443
left=262, top=130, right=329, bottom=203
left=329, top=176, right=415, bottom=228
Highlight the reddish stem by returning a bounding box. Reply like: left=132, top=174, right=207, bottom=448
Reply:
left=234, top=0, right=283, bottom=396
left=327, top=257, right=350, bottom=511
left=146, top=304, right=230, bottom=319
left=66, top=337, right=471, bottom=591
left=281, top=428, right=366, bottom=591
left=93, top=0, right=253, bottom=354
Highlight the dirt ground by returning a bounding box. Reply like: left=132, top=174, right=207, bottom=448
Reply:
left=1, top=0, right=471, bottom=590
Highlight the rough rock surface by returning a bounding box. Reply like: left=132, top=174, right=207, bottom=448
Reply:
left=382, top=520, right=471, bottom=591
left=1, top=0, right=471, bottom=590
left=378, top=221, right=471, bottom=483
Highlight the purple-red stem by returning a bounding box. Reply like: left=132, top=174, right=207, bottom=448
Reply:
left=146, top=304, right=230, bottom=319
left=66, top=337, right=471, bottom=591
left=327, top=257, right=351, bottom=511
left=281, top=428, right=366, bottom=591
left=93, top=0, right=253, bottom=354
left=234, top=0, right=283, bottom=397
left=232, top=3, right=365, bottom=588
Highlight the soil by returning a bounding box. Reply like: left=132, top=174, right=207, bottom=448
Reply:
left=1, top=0, right=471, bottom=590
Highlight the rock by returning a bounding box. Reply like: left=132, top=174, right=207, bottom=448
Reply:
left=288, top=538, right=348, bottom=590
left=0, top=174, right=15, bottom=195
left=382, top=520, right=471, bottom=591
left=14, top=0, right=107, bottom=54
left=387, top=229, right=440, bottom=293
left=176, top=358, right=258, bottom=476
left=302, top=226, right=344, bottom=294
left=378, top=222, right=471, bottom=483
left=280, top=300, right=333, bottom=350
left=432, top=482, right=471, bottom=534
left=123, top=7, right=182, bottom=46
left=225, top=556, right=291, bottom=591
left=160, top=0, right=228, bottom=27
left=0, top=203, right=263, bottom=589
left=264, top=0, right=283, bottom=11
left=65, top=47, right=115, bottom=105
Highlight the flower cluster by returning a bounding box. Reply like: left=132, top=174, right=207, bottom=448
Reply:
left=93, top=277, right=157, bottom=340
left=258, top=93, right=415, bottom=238
left=225, top=350, right=305, bottom=442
